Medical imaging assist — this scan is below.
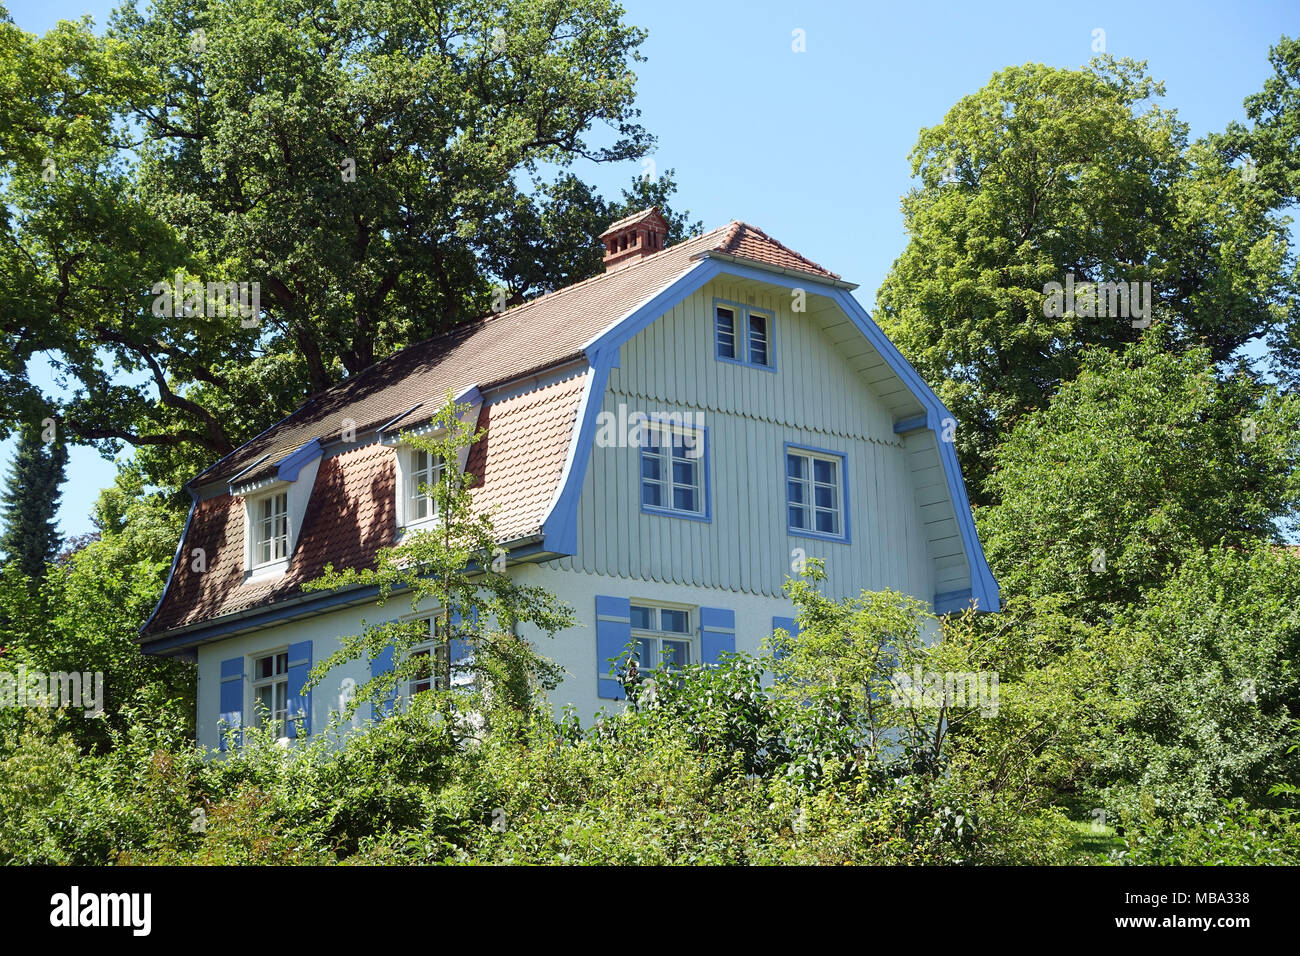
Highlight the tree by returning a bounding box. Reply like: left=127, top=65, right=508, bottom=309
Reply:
left=1, top=0, right=693, bottom=491
left=1095, top=545, right=1300, bottom=822
left=0, top=464, right=193, bottom=752
left=0, top=420, right=68, bottom=580
left=303, top=391, right=574, bottom=731
left=874, top=56, right=1298, bottom=498
left=978, top=333, right=1300, bottom=618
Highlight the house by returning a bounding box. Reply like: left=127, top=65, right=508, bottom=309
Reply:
left=137, top=208, right=999, bottom=749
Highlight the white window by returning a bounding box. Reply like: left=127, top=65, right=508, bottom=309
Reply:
left=252, top=492, right=289, bottom=567
left=404, top=447, right=444, bottom=526
left=251, top=650, right=289, bottom=731
left=640, top=421, right=706, bottom=518
left=408, top=618, right=449, bottom=697
left=786, top=447, right=846, bottom=540
left=630, top=603, right=694, bottom=671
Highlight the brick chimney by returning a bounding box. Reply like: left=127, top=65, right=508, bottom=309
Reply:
left=599, top=206, right=669, bottom=273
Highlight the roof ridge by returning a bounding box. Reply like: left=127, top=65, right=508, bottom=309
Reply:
left=722, top=221, right=840, bottom=279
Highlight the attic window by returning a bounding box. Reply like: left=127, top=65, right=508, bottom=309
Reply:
left=402, top=447, right=445, bottom=529
left=252, top=492, right=289, bottom=567
left=715, top=300, right=775, bottom=370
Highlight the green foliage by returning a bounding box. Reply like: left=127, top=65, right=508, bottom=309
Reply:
left=979, top=335, right=1300, bottom=617
left=303, top=391, right=574, bottom=724
left=875, top=56, right=1299, bottom=496
left=0, top=465, right=193, bottom=752
left=1094, top=546, right=1300, bottom=821
left=1115, top=800, right=1300, bottom=865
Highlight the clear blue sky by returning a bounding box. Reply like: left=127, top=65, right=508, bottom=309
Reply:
left=5, top=0, right=1297, bottom=536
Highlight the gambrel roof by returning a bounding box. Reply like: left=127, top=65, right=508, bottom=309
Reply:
left=141, top=217, right=997, bottom=653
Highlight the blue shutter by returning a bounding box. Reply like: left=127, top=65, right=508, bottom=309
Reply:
left=371, top=644, right=396, bottom=718
left=772, top=616, right=799, bottom=659
left=595, top=595, right=631, bottom=699
left=218, top=656, right=243, bottom=752
left=700, top=606, right=736, bottom=665
left=285, top=640, right=312, bottom=738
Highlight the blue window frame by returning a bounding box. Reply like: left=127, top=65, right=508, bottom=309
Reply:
left=640, top=420, right=710, bottom=522
left=714, top=298, right=775, bottom=371
left=785, top=442, right=850, bottom=542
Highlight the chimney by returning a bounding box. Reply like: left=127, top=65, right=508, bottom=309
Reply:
left=599, top=206, right=669, bottom=273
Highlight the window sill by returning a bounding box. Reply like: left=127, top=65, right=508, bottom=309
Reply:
left=787, top=526, right=850, bottom=545
left=640, top=504, right=711, bottom=524
left=395, top=517, right=444, bottom=540
left=243, top=558, right=290, bottom=584
left=715, top=353, right=777, bottom=373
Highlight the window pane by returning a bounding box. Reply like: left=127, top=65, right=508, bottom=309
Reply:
left=661, top=609, right=689, bottom=633
left=276, top=652, right=288, bottom=674
left=787, top=479, right=805, bottom=504
left=642, top=482, right=661, bottom=507
left=749, top=313, right=768, bottom=365
left=256, top=655, right=272, bottom=680
left=813, top=458, right=836, bottom=484
left=641, top=453, right=661, bottom=480
left=789, top=505, right=807, bottom=528
left=816, top=510, right=838, bottom=534
left=662, top=640, right=689, bottom=668
left=671, top=459, right=695, bottom=486
left=716, top=308, right=735, bottom=358
left=630, top=605, right=654, bottom=630
left=815, top=484, right=836, bottom=509
left=673, top=486, right=697, bottom=512
left=787, top=454, right=805, bottom=479
left=635, top=638, right=654, bottom=666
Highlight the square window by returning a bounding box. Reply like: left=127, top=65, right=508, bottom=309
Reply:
left=629, top=604, right=696, bottom=674
left=639, top=422, right=706, bottom=519
left=715, top=302, right=775, bottom=369
left=785, top=448, right=846, bottom=541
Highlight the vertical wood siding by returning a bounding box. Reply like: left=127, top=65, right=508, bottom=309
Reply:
left=550, top=278, right=948, bottom=603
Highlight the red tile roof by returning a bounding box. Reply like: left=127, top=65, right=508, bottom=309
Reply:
left=144, top=373, right=586, bottom=637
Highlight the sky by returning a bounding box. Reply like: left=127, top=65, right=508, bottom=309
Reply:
left=4, top=0, right=1298, bottom=537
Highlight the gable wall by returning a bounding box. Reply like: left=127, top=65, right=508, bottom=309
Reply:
left=548, top=277, right=936, bottom=603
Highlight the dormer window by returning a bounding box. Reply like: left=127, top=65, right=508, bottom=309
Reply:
left=405, top=448, right=444, bottom=525
left=253, top=492, right=289, bottom=566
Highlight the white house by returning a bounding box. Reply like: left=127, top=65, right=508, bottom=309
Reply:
left=138, top=208, right=999, bottom=750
